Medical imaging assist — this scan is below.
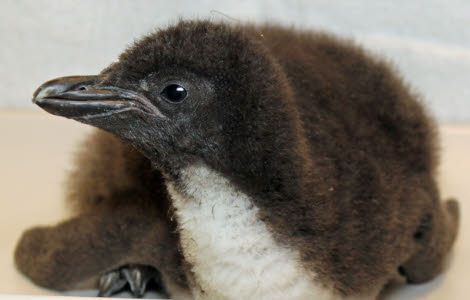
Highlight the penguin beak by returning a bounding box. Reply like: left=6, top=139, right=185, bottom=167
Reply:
left=33, top=75, right=160, bottom=119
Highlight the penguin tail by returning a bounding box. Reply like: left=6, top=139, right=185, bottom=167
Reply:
left=398, top=197, right=460, bottom=284
left=443, top=197, right=460, bottom=249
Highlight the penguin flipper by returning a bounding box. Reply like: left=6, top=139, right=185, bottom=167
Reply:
left=14, top=208, right=184, bottom=295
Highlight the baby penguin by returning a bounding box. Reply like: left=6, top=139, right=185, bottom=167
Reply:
left=15, top=20, right=459, bottom=300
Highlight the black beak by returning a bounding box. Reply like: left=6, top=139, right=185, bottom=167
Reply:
left=33, top=75, right=160, bottom=119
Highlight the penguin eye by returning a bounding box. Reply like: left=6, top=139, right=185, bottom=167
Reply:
left=161, top=84, right=188, bottom=103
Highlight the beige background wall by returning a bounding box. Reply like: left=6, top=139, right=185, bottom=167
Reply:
left=1, top=0, right=469, bottom=121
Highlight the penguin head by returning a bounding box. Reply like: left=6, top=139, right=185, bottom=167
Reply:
left=33, top=21, right=298, bottom=176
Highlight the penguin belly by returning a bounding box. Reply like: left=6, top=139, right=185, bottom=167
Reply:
left=167, top=164, right=345, bottom=300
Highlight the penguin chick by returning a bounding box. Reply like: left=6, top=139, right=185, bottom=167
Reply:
left=17, top=20, right=459, bottom=300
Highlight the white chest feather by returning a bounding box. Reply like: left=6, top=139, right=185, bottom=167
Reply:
left=167, top=165, right=341, bottom=300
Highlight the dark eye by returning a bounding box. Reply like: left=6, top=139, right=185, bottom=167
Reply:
left=161, top=84, right=187, bottom=103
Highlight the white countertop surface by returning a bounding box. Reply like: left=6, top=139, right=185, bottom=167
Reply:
left=0, top=110, right=468, bottom=299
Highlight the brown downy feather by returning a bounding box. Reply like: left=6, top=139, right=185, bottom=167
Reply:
left=15, top=130, right=188, bottom=294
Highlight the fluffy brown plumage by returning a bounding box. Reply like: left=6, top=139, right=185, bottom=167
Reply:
left=15, top=20, right=459, bottom=299
left=15, top=130, right=188, bottom=295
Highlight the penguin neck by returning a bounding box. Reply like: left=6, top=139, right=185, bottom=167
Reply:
left=210, top=115, right=313, bottom=217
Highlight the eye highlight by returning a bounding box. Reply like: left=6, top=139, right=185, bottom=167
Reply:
left=161, top=84, right=188, bottom=103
